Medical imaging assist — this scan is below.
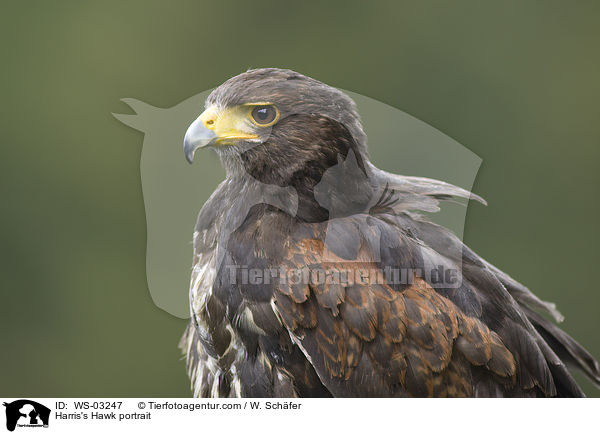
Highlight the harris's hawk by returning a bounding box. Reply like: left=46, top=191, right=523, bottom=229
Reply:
left=179, top=68, right=599, bottom=397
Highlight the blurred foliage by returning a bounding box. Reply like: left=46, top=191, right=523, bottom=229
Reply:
left=0, top=0, right=598, bottom=397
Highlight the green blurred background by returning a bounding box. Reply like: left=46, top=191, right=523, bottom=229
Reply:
left=1, top=1, right=598, bottom=397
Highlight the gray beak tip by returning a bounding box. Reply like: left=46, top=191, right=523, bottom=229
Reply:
left=183, top=117, right=218, bottom=164
left=184, top=148, right=195, bottom=164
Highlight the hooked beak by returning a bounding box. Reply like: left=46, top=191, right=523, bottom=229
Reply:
left=183, top=117, right=218, bottom=164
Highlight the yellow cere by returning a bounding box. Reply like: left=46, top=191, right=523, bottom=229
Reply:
left=198, top=105, right=260, bottom=144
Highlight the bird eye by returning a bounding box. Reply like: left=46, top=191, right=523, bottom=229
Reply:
left=250, top=105, right=278, bottom=126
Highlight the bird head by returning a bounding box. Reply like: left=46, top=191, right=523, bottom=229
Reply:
left=184, top=68, right=368, bottom=183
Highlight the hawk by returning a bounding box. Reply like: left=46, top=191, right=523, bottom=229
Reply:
left=179, top=68, right=599, bottom=397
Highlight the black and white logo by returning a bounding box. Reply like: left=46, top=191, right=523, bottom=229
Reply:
left=3, top=400, right=50, bottom=432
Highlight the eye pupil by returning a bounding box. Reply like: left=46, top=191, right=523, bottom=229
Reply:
left=251, top=105, right=277, bottom=125
left=257, top=108, right=268, bottom=120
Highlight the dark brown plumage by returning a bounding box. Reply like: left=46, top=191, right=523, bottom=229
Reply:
left=179, top=68, right=600, bottom=397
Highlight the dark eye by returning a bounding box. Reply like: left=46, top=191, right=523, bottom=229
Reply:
left=251, top=105, right=278, bottom=125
